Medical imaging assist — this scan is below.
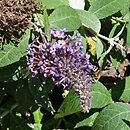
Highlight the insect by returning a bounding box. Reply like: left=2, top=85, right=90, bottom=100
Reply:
left=92, top=66, right=102, bottom=81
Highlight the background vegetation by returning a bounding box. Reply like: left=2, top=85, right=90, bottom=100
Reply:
left=0, top=0, right=130, bottom=129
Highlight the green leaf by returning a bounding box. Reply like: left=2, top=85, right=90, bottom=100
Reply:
left=37, top=0, right=69, bottom=9
left=92, top=81, right=113, bottom=108
left=88, top=0, right=96, bottom=5
left=49, top=5, right=81, bottom=31
left=111, top=77, right=130, bottom=102
left=42, top=118, right=59, bottom=130
left=33, top=124, right=42, bottom=130
left=0, top=58, right=26, bottom=82
left=28, top=76, right=53, bottom=111
left=33, top=108, right=43, bottom=124
left=123, top=11, right=130, bottom=22
left=89, top=0, right=127, bottom=19
left=54, top=89, right=81, bottom=118
left=76, top=10, right=101, bottom=34
left=96, top=37, right=104, bottom=59
left=92, top=102, right=130, bottom=130
left=15, top=79, right=35, bottom=112
left=10, top=113, right=32, bottom=130
left=0, top=30, right=30, bottom=68
left=120, top=0, right=130, bottom=16
left=75, top=112, right=99, bottom=128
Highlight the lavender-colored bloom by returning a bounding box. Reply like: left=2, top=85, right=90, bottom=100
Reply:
left=27, top=29, right=94, bottom=113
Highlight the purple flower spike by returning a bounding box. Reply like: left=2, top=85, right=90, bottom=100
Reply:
left=27, top=29, right=94, bottom=113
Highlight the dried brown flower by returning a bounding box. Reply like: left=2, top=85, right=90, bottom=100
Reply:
left=0, top=0, right=42, bottom=43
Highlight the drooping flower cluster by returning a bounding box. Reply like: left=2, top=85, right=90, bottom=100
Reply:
left=27, top=29, right=94, bottom=113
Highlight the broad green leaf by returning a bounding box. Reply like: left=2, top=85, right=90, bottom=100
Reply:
left=42, top=118, right=59, bottom=130
left=88, top=0, right=96, bottom=5
left=69, top=0, right=85, bottom=10
left=89, top=0, right=127, bottom=19
left=33, top=108, right=43, bottom=124
left=37, top=0, right=69, bottom=9
left=0, top=58, right=26, bottom=82
left=0, top=97, right=16, bottom=121
left=10, top=114, right=32, bottom=130
left=92, top=102, right=130, bottom=130
left=111, top=77, right=130, bottom=102
left=123, top=12, right=130, bottom=46
left=123, top=11, right=130, bottom=22
left=0, top=30, right=30, bottom=68
left=75, top=112, right=99, bottom=128
left=15, top=79, right=35, bottom=112
left=92, top=81, right=113, bottom=108
left=96, top=37, right=104, bottom=59
left=54, top=89, right=81, bottom=118
left=120, top=0, right=130, bottom=16
left=76, top=10, right=101, bottom=34
left=49, top=5, right=81, bottom=31
left=28, top=76, right=53, bottom=111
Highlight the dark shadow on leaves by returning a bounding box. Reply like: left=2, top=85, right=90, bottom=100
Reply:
left=122, top=119, right=130, bottom=128
left=111, top=79, right=125, bottom=101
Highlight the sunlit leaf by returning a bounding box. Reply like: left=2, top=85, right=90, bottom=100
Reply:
left=33, top=108, right=43, bottom=124
left=76, top=10, right=101, bottom=33
left=0, top=30, right=30, bottom=68
left=49, top=5, right=81, bottom=31
left=75, top=112, right=99, bottom=128
left=54, top=89, right=81, bottom=118
left=37, top=0, right=69, bottom=9
left=89, top=0, right=127, bottom=19
left=92, top=102, right=130, bottom=130
left=92, top=81, right=113, bottom=108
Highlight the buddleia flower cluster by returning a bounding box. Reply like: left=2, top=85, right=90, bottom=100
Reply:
left=27, top=29, right=94, bottom=113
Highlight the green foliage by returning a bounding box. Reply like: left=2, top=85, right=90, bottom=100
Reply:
left=38, top=0, right=69, bottom=9
left=111, top=77, right=130, bottom=102
left=92, top=102, right=130, bottom=130
left=75, top=112, right=99, bottom=128
left=0, top=30, right=30, bottom=67
left=0, top=0, right=130, bottom=129
left=76, top=9, right=101, bottom=33
left=89, top=0, right=128, bottom=19
left=49, top=5, right=82, bottom=31
left=54, top=89, right=81, bottom=118
left=92, top=81, right=113, bottom=108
